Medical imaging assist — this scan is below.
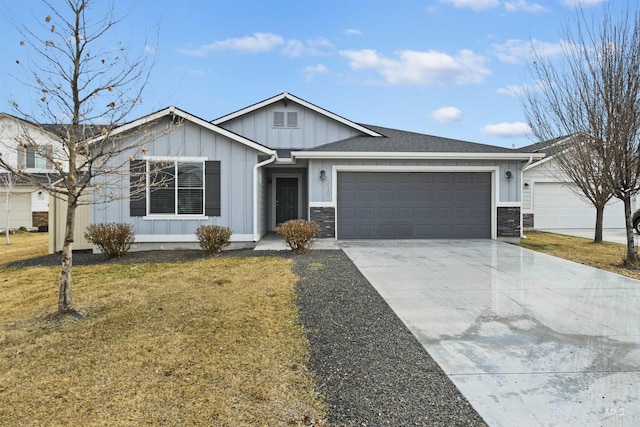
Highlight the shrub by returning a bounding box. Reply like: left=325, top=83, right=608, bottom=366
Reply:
left=84, top=223, right=135, bottom=259
left=195, top=225, right=232, bottom=255
left=276, top=219, right=320, bottom=254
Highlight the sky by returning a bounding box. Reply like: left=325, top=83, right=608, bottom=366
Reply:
left=0, top=0, right=616, bottom=149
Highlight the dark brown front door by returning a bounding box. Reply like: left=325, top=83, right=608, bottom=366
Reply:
left=276, top=177, right=298, bottom=225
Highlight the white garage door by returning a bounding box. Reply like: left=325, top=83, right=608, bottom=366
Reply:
left=533, top=182, right=624, bottom=229
left=0, top=192, right=32, bottom=229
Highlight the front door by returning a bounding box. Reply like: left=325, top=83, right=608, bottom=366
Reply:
left=276, top=177, right=299, bottom=225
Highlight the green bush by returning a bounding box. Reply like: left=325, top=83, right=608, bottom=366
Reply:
left=84, top=223, right=135, bottom=259
left=195, top=225, right=232, bottom=255
left=276, top=219, right=320, bottom=254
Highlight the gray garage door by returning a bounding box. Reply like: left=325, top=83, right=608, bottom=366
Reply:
left=337, top=172, right=491, bottom=239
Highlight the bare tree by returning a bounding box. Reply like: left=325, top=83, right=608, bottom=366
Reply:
left=523, top=3, right=640, bottom=260
left=0, top=171, right=20, bottom=245
left=0, top=0, right=167, bottom=315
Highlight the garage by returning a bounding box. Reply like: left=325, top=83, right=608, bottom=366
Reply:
left=0, top=192, right=32, bottom=229
left=337, top=172, right=492, bottom=239
left=533, top=182, right=625, bottom=229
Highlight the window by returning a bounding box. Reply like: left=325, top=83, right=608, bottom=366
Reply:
left=19, top=144, right=52, bottom=169
left=272, top=111, right=298, bottom=128
left=26, top=146, right=47, bottom=169
left=148, top=161, right=203, bottom=215
left=130, top=159, right=220, bottom=217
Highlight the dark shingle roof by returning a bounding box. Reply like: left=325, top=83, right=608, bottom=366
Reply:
left=306, top=124, right=516, bottom=153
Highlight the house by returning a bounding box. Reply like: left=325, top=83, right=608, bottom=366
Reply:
left=83, top=92, right=544, bottom=251
left=0, top=113, right=61, bottom=231
left=519, top=136, right=630, bottom=230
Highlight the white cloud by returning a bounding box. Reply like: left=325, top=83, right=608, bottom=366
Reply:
left=491, top=38, right=564, bottom=64
left=303, top=64, right=329, bottom=81
left=180, top=34, right=333, bottom=58
left=481, top=121, right=532, bottom=137
left=282, top=38, right=334, bottom=57
left=504, top=0, right=547, bottom=13
left=496, top=81, right=545, bottom=97
left=561, top=0, right=606, bottom=7
left=340, top=48, right=490, bottom=86
left=431, top=107, right=462, bottom=124
left=180, top=33, right=284, bottom=57
left=345, top=28, right=362, bottom=36
left=440, top=0, right=500, bottom=11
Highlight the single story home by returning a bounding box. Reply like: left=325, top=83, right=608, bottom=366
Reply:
left=519, top=136, right=631, bottom=230
left=66, top=92, right=542, bottom=252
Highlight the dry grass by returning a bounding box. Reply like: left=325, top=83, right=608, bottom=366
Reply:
left=0, top=252, right=326, bottom=425
left=1, top=231, right=48, bottom=264
left=520, top=231, right=640, bottom=280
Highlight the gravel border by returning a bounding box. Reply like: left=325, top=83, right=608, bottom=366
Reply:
left=8, top=248, right=486, bottom=426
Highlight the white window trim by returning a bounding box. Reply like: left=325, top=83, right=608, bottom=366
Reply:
left=271, top=110, right=299, bottom=129
left=143, top=156, right=207, bottom=218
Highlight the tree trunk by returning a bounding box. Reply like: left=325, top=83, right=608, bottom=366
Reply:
left=4, top=190, right=10, bottom=245
left=58, top=195, right=77, bottom=314
left=594, top=205, right=604, bottom=242
left=623, top=195, right=637, bottom=262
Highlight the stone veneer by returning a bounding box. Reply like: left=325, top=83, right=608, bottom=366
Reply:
left=522, top=213, right=534, bottom=230
left=32, top=211, right=48, bottom=229
left=497, top=207, right=521, bottom=238
left=310, top=207, right=335, bottom=238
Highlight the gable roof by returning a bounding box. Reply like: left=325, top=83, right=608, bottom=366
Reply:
left=100, top=106, right=275, bottom=155
left=293, top=124, right=545, bottom=160
left=212, top=92, right=383, bottom=137
left=519, top=134, right=583, bottom=171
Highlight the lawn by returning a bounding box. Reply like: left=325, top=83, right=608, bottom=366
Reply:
left=0, top=238, right=326, bottom=426
left=520, top=231, right=640, bottom=280
left=1, top=231, right=49, bottom=264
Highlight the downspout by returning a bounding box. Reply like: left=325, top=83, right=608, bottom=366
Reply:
left=253, top=153, right=277, bottom=241
left=520, top=156, right=534, bottom=239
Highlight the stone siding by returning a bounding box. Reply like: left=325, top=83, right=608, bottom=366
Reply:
left=310, top=207, right=335, bottom=238
left=497, top=207, right=521, bottom=237
left=32, top=211, right=48, bottom=229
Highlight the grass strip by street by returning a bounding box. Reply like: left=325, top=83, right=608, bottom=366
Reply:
left=520, top=231, right=640, bottom=280
left=0, top=253, right=326, bottom=425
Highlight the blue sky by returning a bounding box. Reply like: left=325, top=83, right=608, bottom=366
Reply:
left=0, top=0, right=612, bottom=148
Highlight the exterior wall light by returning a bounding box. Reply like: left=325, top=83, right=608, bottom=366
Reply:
left=320, top=170, right=326, bottom=180
left=505, top=170, right=513, bottom=179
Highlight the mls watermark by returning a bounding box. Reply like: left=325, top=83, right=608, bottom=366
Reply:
left=604, top=407, right=625, bottom=418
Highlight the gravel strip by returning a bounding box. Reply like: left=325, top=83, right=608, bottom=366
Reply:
left=9, top=248, right=486, bottom=426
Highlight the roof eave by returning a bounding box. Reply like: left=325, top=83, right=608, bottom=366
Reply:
left=91, top=106, right=275, bottom=156
left=291, top=151, right=546, bottom=161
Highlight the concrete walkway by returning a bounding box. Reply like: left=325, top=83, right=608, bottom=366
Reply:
left=341, top=240, right=640, bottom=427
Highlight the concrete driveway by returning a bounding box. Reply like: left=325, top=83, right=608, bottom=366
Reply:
left=341, top=239, right=640, bottom=427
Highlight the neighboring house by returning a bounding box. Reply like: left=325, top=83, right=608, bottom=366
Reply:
left=81, top=92, right=543, bottom=252
left=0, top=113, right=61, bottom=231
left=520, top=136, right=632, bottom=230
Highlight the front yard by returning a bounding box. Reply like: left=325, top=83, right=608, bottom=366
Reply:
left=0, top=238, right=326, bottom=426
left=520, top=231, right=640, bottom=280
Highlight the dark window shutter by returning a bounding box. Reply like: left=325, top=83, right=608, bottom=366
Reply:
left=205, top=161, right=221, bottom=216
left=130, top=160, right=147, bottom=217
